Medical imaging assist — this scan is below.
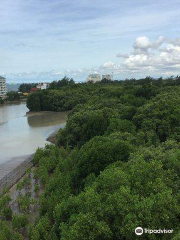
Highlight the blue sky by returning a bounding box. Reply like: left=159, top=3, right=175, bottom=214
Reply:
left=1, top=0, right=180, bottom=82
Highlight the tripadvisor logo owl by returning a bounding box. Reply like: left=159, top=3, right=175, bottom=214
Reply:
left=135, top=227, right=173, bottom=235
left=135, top=227, right=143, bottom=235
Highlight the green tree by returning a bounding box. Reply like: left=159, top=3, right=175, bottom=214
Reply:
left=105, top=118, right=136, bottom=135
left=27, top=92, right=41, bottom=111
left=71, top=136, right=132, bottom=191
left=0, top=220, right=12, bottom=240
left=6, top=91, right=20, bottom=101
left=28, top=216, right=51, bottom=240
left=12, top=214, right=28, bottom=231
left=18, top=83, right=37, bottom=93
left=133, top=88, right=180, bottom=142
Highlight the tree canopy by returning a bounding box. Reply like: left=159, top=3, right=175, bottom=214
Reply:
left=25, top=79, right=180, bottom=239
left=2, top=77, right=180, bottom=239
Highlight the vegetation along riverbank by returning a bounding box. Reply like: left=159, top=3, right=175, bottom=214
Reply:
left=2, top=76, right=180, bottom=239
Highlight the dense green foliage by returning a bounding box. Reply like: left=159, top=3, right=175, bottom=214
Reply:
left=3, top=77, right=180, bottom=239
left=133, top=88, right=180, bottom=142
left=25, top=78, right=180, bottom=239
left=6, top=91, right=20, bottom=101
left=49, top=76, right=75, bottom=89
left=27, top=87, right=88, bottom=112
left=0, top=98, right=4, bottom=104
left=18, top=83, right=37, bottom=93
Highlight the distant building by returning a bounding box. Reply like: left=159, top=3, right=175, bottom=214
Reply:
left=36, top=82, right=50, bottom=90
left=102, top=74, right=113, bottom=81
left=23, top=92, right=29, bottom=96
left=30, top=87, right=39, bottom=93
left=0, top=76, right=7, bottom=98
left=86, top=74, right=101, bottom=83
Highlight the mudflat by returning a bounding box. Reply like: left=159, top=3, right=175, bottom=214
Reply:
left=0, top=155, right=31, bottom=180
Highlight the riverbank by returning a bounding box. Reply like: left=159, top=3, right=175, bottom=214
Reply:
left=46, top=122, right=66, bottom=143
left=0, top=155, right=34, bottom=196
left=0, top=103, right=69, bottom=163
left=0, top=98, right=27, bottom=105
left=0, top=120, right=66, bottom=196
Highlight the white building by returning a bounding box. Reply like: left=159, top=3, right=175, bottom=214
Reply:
left=36, top=82, right=50, bottom=90
left=102, top=74, right=113, bottom=81
left=0, top=76, right=7, bottom=98
left=86, top=74, right=101, bottom=83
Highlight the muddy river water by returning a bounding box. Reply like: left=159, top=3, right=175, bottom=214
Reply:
left=0, top=102, right=68, bottom=165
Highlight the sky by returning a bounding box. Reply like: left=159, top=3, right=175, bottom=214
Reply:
left=1, top=0, right=180, bottom=83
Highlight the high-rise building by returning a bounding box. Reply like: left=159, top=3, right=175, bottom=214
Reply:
left=86, top=74, right=101, bottom=83
left=36, top=82, right=50, bottom=90
left=0, top=76, right=7, bottom=98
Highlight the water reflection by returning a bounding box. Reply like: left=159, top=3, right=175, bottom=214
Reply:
left=27, top=112, right=67, bottom=128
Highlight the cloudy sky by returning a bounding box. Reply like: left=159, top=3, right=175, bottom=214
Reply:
left=1, top=0, right=180, bottom=82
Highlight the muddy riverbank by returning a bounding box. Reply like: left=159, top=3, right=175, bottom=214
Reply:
left=0, top=121, right=66, bottom=196
left=0, top=102, right=68, bottom=195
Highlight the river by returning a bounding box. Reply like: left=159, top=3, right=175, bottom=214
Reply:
left=0, top=102, right=68, bottom=174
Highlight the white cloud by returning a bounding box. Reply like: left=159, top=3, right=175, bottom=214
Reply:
left=2, top=0, right=180, bottom=76
left=116, top=53, right=129, bottom=58
left=133, top=36, right=165, bottom=55
left=112, top=36, right=180, bottom=76
left=154, top=36, right=164, bottom=48
left=3, top=36, right=180, bottom=83
left=102, top=62, right=115, bottom=68
left=133, top=36, right=152, bottom=54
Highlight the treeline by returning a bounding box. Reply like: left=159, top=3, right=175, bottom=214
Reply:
left=12, top=75, right=180, bottom=95
left=18, top=83, right=37, bottom=93
left=27, top=78, right=157, bottom=112
left=2, top=77, right=180, bottom=239
left=49, top=76, right=75, bottom=89
left=26, top=75, right=180, bottom=112
left=18, top=77, right=74, bottom=93
left=0, top=92, right=21, bottom=103
left=6, top=92, right=20, bottom=101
